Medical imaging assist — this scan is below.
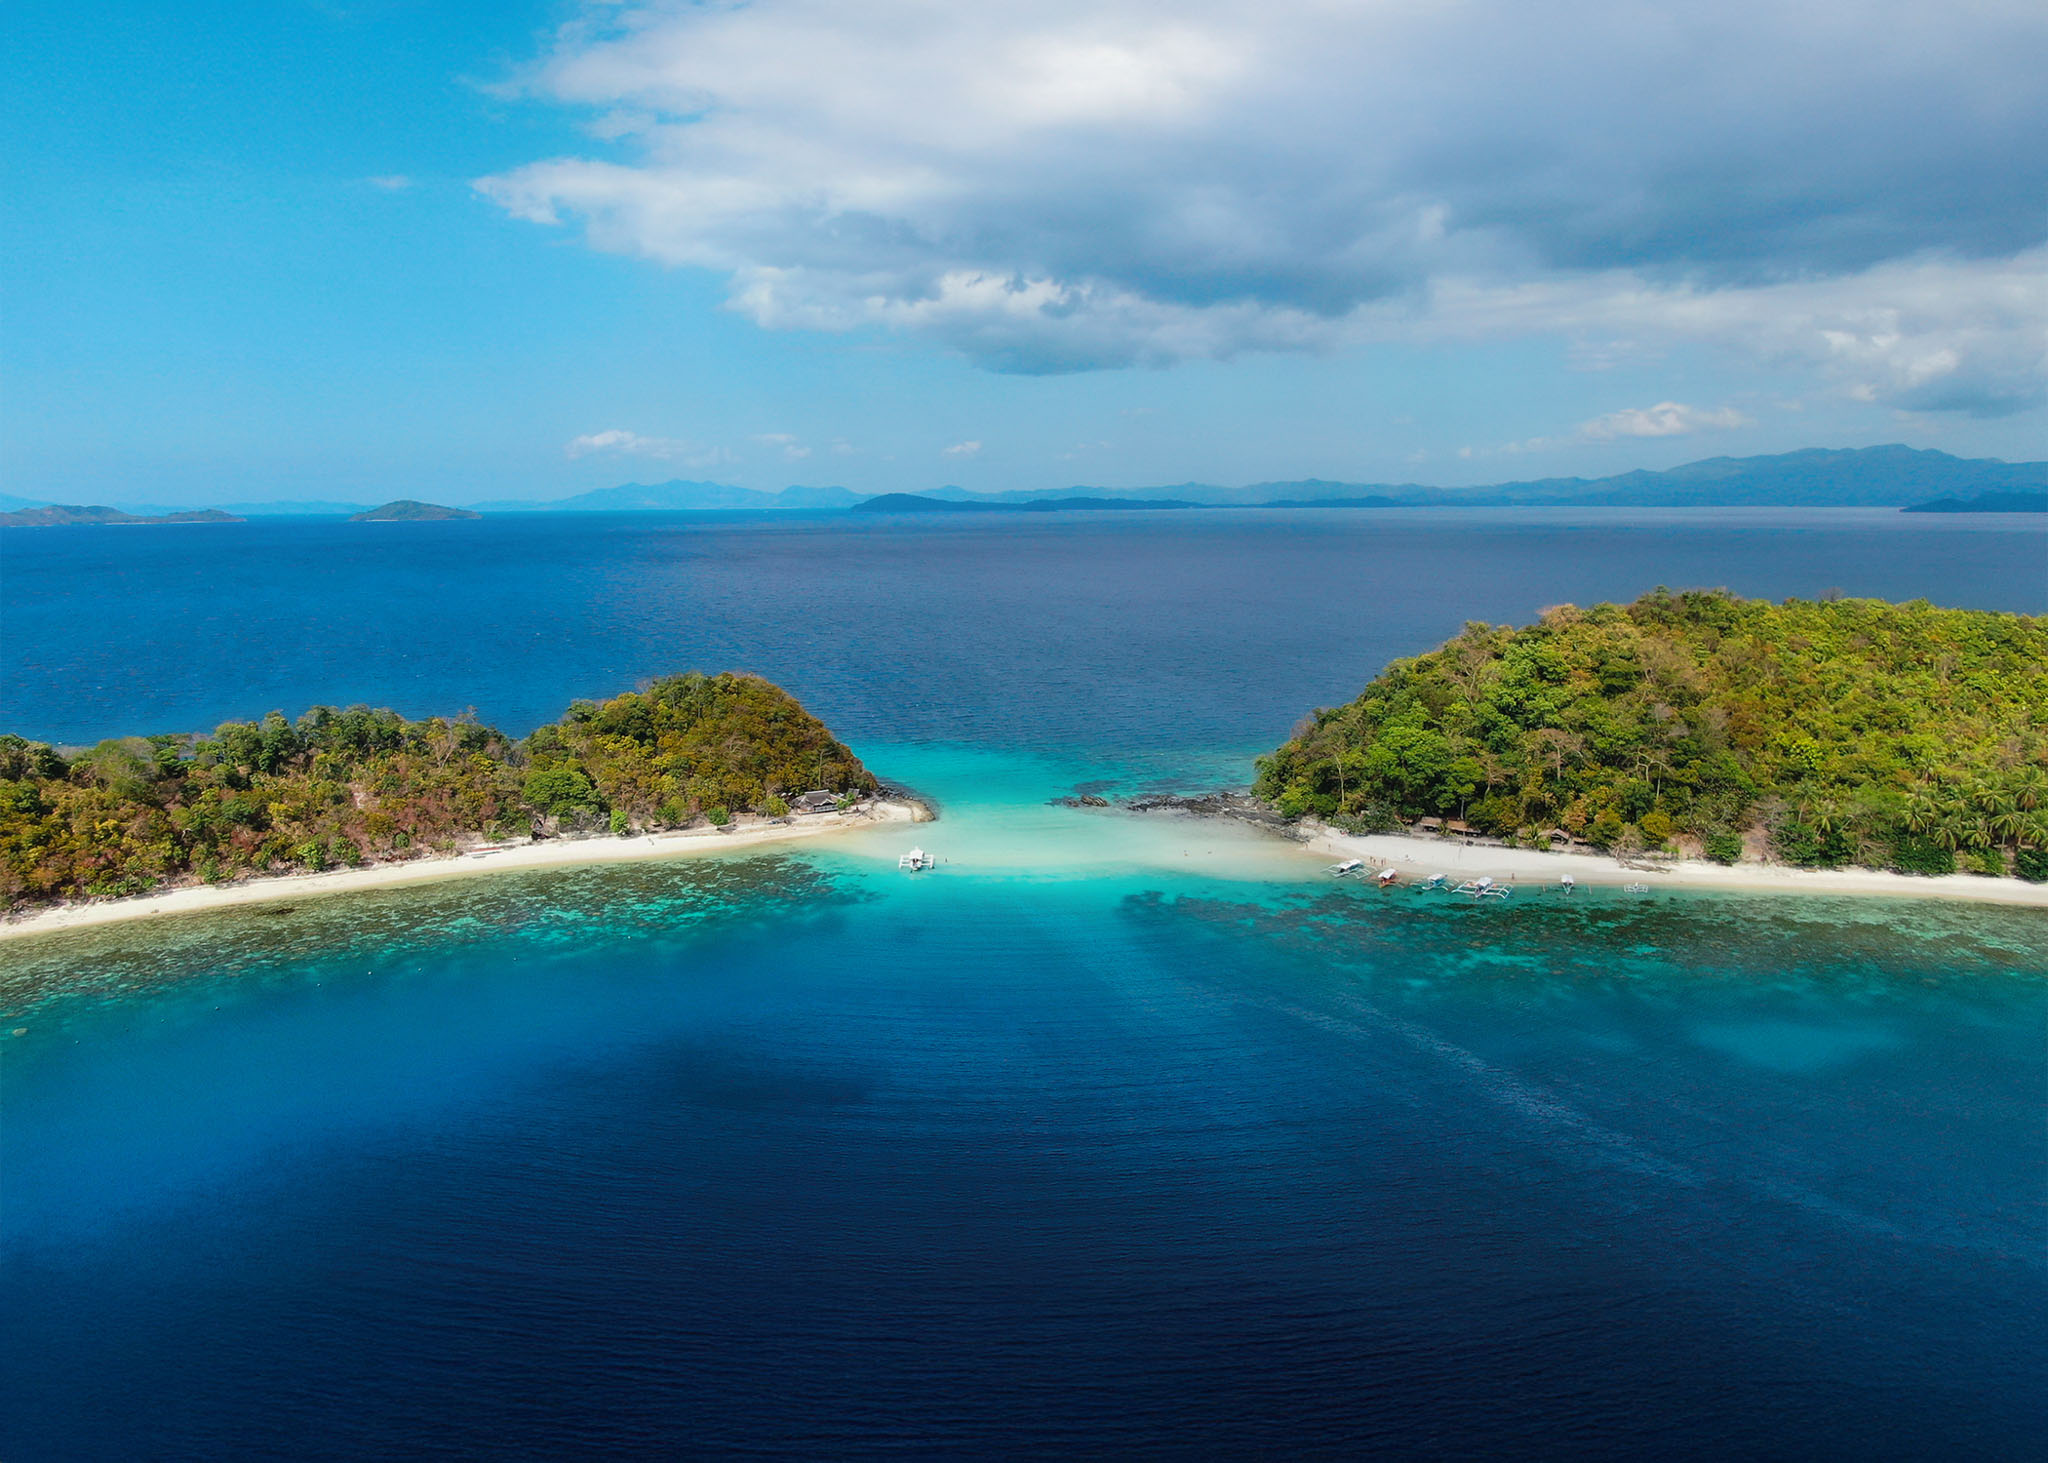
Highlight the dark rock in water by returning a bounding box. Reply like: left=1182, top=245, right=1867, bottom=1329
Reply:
left=1049, top=794, right=1113, bottom=808
left=1122, top=789, right=1302, bottom=835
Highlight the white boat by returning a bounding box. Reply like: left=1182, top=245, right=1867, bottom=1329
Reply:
left=1559, top=874, right=1576, bottom=895
left=1452, top=876, right=1512, bottom=899
left=1328, top=858, right=1364, bottom=877
left=1425, top=873, right=1448, bottom=888
left=899, top=847, right=935, bottom=871
left=1376, top=867, right=1400, bottom=886
left=1623, top=882, right=1650, bottom=894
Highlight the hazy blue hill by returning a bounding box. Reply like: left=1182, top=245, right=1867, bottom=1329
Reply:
left=350, top=500, right=481, bottom=522
left=851, top=493, right=1196, bottom=514
left=912, top=447, right=2046, bottom=510
left=853, top=493, right=1006, bottom=513
left=472, top=481, right=863, bottom=512
left=19, top=446, right=2043, bottom=521
left=1903, top=491, right=2048, bottom=514
left=923, top=481, right=1224, bottom=505
left=1240, top=447, right=2048, bottom=508
left=0, top=505, right=243, bottom=528
left=1561, top=446, right=2048, bottom=507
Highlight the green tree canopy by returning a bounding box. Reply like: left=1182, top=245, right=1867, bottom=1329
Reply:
left=0, top=672, right=879, bottom=909
left=1254, top=590, right=2048, bottom=875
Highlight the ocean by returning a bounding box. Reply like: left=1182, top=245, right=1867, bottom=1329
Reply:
left=3, top=508, right=2045, bottom=1458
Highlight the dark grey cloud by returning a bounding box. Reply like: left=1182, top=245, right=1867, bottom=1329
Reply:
left=479, top=0, right=2048, bottom=402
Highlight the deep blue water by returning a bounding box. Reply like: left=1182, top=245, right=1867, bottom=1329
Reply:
left=4, top=509, right=2046, bottom=1458
left=6, top=507, right=2044, bottom=750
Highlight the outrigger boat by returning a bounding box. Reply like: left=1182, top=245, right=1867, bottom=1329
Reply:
left=1375, top=867, right=1400, bottom=887
left=1327, top=858, right=1365, bottom=877
left=1451, top=876, right=1512, bottom=899
left=899, top=847, right=936, bottom=871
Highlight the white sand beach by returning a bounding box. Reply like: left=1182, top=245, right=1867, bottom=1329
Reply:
left=1301, top=821, right=2048, bottom=907
left=0, top=798, right=929, bottom=943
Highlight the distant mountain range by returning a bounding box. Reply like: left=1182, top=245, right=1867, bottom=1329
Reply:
left=918, top=446, right=2048, bottom=510
left=469, top=481, right=865, bottom=512
left=852, top=493, right=1199, bottom=514
left=8, top=447, right=2045, bottom=521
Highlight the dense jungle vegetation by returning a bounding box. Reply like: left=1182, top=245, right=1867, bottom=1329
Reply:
left=1255, top=591, right=2048, bottom=879
left=0, top=673, right=878, bottom=908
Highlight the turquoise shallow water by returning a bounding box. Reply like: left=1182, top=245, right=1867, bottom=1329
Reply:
left=4, top=746, right=2045, bottom=1458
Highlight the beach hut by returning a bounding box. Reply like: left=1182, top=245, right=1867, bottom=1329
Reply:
left=1544, top=828, right=1575, bottom=846
left=794, top=790, right=840, bottom=813
left=1415, top=817, right=1445, bottom=835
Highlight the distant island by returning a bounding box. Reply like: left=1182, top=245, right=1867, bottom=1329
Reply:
left=350, top=500, right=482, bottom=521
left=1902, top=491, right=2048, bottom=514
left=19, top=446, right=2048, bottom=521
left=0, top=673, right=881, bottom=911
left=852, top=493, right=1197, bottom=514
left=0, top=505, right=242, bottom=528
left=875, top=445, right=2048, bottom=512
left=471, top=481, right=863, bottom=513
left=1255, top=591, right=2048, bottom=881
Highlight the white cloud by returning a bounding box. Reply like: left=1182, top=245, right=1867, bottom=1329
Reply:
left=751, top=432, right=812, bottom=460
left=942, top=440, right=982, bottom=457
left=365, top=175, right=413, bottom=191
left=564, top=429, right=729, bottom=467
left=480, top=0, right=2048, bottom=409
left=1580, top=402, right=1751, bottom=440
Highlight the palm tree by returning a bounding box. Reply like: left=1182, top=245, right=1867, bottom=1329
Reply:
left=1800, top=793, right=1843, bottom=835
left=1939, top=811, right=1993, bottom=851
left=2010, top=767, right=2048, bottom=812
left=1901, top=788, right=1940, bottom=834
left=1969, top=779, right=2014, bottom=820
left=1989, top=805, right=2029, bottom=845
left=1931, top=812, right=1970, bottom=852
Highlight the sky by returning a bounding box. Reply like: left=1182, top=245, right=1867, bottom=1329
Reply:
left=4, top=0, right=2044, bottom=507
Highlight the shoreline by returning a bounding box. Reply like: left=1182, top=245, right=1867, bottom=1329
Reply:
left=1297, top=820, right=2048, bottom=907
left=0, top=798, right=928, bottom=943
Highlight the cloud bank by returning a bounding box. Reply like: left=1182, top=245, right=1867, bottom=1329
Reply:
left=1582, top=403, right=1750, bottom=440
left=565, top=429, right=728, bottom=467
left=481, top=1, right=2048, bottom=410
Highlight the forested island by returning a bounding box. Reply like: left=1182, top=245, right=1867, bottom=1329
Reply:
left=0, top=505, right=243, bottom=528
left=1255, top=591, right=2048, bottom=880
left=350, top=500, right=482, bottom=521
left=0, top=673, right=878, bottom=910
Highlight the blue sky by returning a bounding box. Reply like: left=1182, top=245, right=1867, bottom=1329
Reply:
left=5, top=0, right=2044, bottom=506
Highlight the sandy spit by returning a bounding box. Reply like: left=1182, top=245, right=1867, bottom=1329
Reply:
left=0, top=799, right=929, bottom=943
left=1301, top=822, right=2048, bottom=907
